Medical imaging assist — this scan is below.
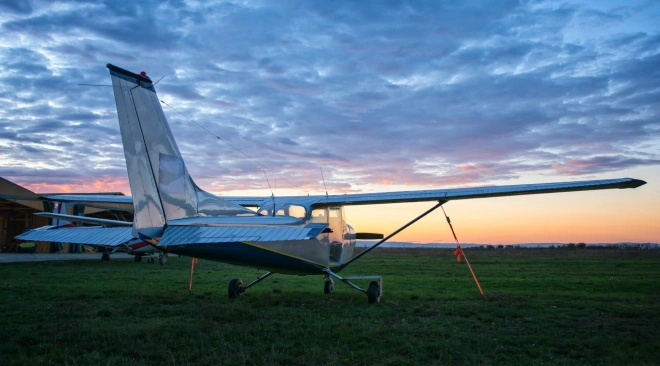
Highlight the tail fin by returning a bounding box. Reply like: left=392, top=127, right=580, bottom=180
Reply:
left=107, top=64, right=252, bottom=240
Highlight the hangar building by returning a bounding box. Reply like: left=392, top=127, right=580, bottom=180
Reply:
left=0, top=177, right=133, bottom=252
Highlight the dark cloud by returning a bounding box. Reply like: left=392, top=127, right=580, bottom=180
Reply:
left=0, top=0, right=32, bottom=15
left=552, top=156, right=660, bottom=175
left=0, top=0, right=659, bottom=194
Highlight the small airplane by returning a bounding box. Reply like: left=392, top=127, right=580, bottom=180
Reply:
left=17, top=64, right=647, bottom=303
left=35, top=200, right=161, bottom=263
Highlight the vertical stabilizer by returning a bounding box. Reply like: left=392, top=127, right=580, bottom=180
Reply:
left=107, top=64, right=251, bottom=240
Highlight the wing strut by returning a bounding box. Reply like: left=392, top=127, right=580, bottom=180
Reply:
left=441, top=206, right=486, bottom=301
left=341, top=200, right=447, bottom=269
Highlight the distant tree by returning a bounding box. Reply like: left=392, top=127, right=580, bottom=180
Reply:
left=577, top=243, right=587, bottom=249
left=567, top=243, right=576, bottom=249
left=487, top=245, right=494, bottom=250
left=498, top=244, right=504, bottom=249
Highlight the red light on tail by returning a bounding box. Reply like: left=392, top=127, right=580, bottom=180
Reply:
left=140, top=71, right=147, bottom=77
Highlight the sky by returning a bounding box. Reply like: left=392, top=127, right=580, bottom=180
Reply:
left=0, top=0, right=658, bottom=244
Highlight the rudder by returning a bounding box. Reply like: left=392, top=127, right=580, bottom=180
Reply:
left=107, top=64, right=251, bottom=240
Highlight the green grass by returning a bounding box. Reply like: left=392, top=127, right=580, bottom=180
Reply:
left=1, top=248, right=659, bottom=365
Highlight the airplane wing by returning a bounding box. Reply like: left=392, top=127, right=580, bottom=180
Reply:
left=41, top=194, right=134, bottom=212
left=36, top=178, right=646, bottom=210
left=242, top=177, right=646, bottom=208
left=34, top=213, right=133, bottom=227
left=218, top=197, right=268, bottom=207
left=312, top=177, right=646, bottom=206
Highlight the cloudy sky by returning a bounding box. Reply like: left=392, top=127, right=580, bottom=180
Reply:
left=1, top=0, right=658, bottom=243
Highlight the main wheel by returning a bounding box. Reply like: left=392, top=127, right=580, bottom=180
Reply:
left=101, top=252, right=110, bottom=262
left=324, top=278, right=334, bottom=294
left=228, top=278, right=244, bottom=298
left=367, top=281, right=381, bottom=304
left=134, top=255, right=142, bottom=262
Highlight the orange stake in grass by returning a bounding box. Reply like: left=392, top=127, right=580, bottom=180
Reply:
left=442, top=206, right=486, bottom=301
left=452, top=245, right=463, bottom=262
left=189, top=257, right=199, bottom=293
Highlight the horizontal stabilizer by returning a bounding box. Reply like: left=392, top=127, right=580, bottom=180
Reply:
left=35, top=213, right=132, bottom=227
left=16, top=226, right=134, bottom=245
left=158, top=223, right=329, bottom=246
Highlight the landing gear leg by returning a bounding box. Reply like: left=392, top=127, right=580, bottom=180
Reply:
left=159, top=253, right=168, bottom=265
left=101, top=252, right=110, bottom=262
left=323, top=269, right=382, bottom=304
left=324, top=275, right=334, bottom=294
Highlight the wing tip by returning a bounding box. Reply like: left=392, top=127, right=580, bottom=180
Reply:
left=625, top=178, right=647, bottom=189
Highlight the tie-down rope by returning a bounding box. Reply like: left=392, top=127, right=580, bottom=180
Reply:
left=441, top=206, right=486, bottom=301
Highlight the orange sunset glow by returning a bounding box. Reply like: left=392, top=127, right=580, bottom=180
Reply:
left=15, top=168, right=657, bottom=245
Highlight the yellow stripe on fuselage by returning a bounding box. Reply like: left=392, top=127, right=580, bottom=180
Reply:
left=240, top=241, right=341, bottom=270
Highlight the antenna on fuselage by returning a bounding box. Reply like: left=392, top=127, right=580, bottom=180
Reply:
left=263, top=170, right=276, bottom=217
left=320, top=167, right=329, bottom=199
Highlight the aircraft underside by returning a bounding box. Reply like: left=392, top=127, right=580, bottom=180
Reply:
left=165, top=241, right=331, bottom=275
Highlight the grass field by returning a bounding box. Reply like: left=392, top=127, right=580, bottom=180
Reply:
left=1, top=247, right=659, bottom=365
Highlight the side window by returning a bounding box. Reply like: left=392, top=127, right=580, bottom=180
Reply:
left=260, top=204, right=307, bottom=219
left=311, top=208, right=327, bottom=223
left=287, top=205, right=306, bottom=219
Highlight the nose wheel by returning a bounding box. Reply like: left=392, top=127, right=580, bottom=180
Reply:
left=366, top=281, right=381, bottom=304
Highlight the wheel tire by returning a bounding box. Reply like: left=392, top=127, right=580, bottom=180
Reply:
left=324, top=279, right=334, bottom=294
left=228, top=278, right=243, bottom=299
left=367, top=281, right=381, bottom=304
left=134, top=255, right=142, bottom=262
left=101, top=253, right=110, bottom=262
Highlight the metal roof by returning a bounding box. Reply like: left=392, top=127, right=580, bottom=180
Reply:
left=16, top=226, right=134, bottom=245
